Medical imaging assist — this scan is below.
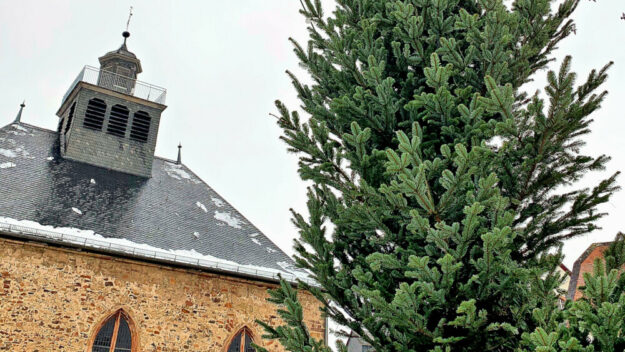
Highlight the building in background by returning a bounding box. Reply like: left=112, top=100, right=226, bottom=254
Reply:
left=0, top=31, right=325, bottom=351
left=556, top=263, right=571, bottom=308
left=567, top=241, right=613, bottom=301
left=346, top=331, right=374, bottom=352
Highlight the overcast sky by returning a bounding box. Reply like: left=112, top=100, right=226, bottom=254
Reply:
left=0, top=0, right=623, bottom=308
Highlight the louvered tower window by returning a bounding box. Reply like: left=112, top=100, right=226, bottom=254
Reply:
left=107, top=104, right=130, bottom=138
left=64, top=102, right=76, bottom=135
left=227, top=327, right=256, bottom=352
left=84, top=98, right=106, bottom=130
left=91, top=310, right=134, bottom=352
left=130, top=111, right=150, bottom=143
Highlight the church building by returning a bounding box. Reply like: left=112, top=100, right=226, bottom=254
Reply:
left=0, top=31, right=325, bottom=351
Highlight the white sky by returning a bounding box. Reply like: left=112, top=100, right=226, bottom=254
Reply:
left=0, top=2, right=624, bottom=345
left=523, top=1, right=625, bottom=269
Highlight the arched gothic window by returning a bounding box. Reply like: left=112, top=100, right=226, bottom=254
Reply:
left=84, top=98, right=106, bottom=131
left=90, top=310, right=134, bottom=352
left=106, top=104, right=130, bottom=138
left=226, top=327, right=256, bottom=352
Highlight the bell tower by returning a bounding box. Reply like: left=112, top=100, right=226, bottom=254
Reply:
left=55, top=31, right=167, bottom=177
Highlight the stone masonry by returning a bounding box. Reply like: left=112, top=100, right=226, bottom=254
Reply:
left=0, top=237, right=325, bottom=351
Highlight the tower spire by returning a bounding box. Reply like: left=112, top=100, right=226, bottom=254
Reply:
left=99, top=7, right=141, bottom=77
left=13, top=101, right=25, bottom=124
left=123, top=6, right=133, bottom=45
left=176, top=143, right=182, bottom=165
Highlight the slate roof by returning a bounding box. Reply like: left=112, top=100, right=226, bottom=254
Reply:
left=0, top=122, right=304, bottom=279
left=105, top=42, right=138, bottom=59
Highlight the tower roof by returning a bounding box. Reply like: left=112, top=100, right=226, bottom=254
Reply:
left=105, top=41, right=137, bottom=59
left=98, top=32, right=142, bottom=74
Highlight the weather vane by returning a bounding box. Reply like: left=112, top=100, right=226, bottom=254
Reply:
left=126, top=6, right=134, bottom=32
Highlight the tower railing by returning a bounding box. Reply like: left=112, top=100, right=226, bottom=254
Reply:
left=61, top=65, right=167, bottom=105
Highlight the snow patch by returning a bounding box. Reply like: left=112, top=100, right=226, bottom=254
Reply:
left=90, top=179, right=96, bottom=185
left=196, top=201, right=208, bottom=213
left=485, top=135, right=504, bottom=149
left=163, top=162, right=200, bottom=183
left=249, top=232, right=259, bottom=237
left=71, top=207, right=83, bottom=215
left=277, top=261, right=301, bottom=276
left=193, top=231, right=200, bottom=239
left=0, top=162, right=16, bottom=169
left=0, top=149, right=17, bottom=158
left=211, top=197, right=225, bottom=207
left=15, top=147, right=30, bottom=158
left=214, top=211, right=242, bottom=229
left=266, top=247, right=277, bottom=253
left=0, top=146, right=31, bottom=159
left=13, top=124, right=29, bottom=133
left=46, top=156, right=54, bottom=161
left=251, top=238, right=262, bottom=246
left=6, top=125, right=32, bottom=136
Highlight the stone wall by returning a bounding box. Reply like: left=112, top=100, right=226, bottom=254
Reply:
left=0, top=237, right=325, bottom=351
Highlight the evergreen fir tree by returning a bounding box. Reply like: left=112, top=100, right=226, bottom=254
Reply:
left=256, top=0, right=620, bottom=351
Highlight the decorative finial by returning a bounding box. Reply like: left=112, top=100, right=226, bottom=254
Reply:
left=123, top=6, right=133, bottom=44
left=13, top=100, right=25, bottom=124
left=176, top=143, right=182, bottom=165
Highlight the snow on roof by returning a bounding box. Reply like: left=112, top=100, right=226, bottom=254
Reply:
left=0, top=216, right=312, bottom=284
left=0, top=122, right=311, bottom=284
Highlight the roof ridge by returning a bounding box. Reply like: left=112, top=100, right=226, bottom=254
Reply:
left=16, top=122, right=53, bottom=132
left=154, top=155, right=178, bottom=164
left=0, top=121, right=54, bottom=133
left=3, top=123, right=185, bottom=165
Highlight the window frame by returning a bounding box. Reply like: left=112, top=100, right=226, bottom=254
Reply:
left=129, top=110, right=151, bottom=143
left=106, top=104, right=130, bottom=138
left=88, top=308, right=138, bottom=352
left=83, top=98, right=107, bottom=131
left=224, top=326, right=258, bottom=352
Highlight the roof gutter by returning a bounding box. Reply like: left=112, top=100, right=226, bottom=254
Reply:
left=0, top=221, right=316, bottom=287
